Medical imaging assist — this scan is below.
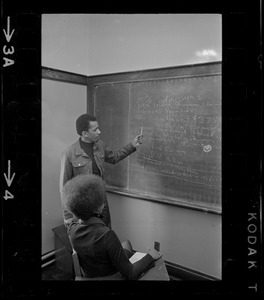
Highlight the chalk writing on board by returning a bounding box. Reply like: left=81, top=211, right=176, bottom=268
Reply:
left=93, top=63, right=222, bottom=210
left=131, top=157, right=221, bottom=186
left=129, top=75, right=221, bottom=190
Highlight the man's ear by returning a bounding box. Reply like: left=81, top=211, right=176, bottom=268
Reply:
left=82, top=131, right=88, bottom=137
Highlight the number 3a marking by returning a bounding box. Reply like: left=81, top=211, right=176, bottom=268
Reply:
left=3, top=190, right=14, bottom=200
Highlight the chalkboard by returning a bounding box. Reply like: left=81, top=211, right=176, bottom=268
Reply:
left=94, top=83, right=130, bottom=188
left=91, top=62, right=221, bottom=213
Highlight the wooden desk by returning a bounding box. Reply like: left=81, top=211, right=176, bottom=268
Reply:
left=140, top=257, right=169, bottom=281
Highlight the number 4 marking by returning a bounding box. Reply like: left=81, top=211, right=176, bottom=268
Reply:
left=3, top=160, right=15, bottom=200
left=3, top=190, right=14, bottom=200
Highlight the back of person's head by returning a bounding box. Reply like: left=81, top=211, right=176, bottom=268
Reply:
left=76, top=114, right=97, bottom=136
left=62, top=174, right=106, bottom=221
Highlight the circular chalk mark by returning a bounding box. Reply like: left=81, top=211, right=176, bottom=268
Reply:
left=203, top=144, right=212, bottom=152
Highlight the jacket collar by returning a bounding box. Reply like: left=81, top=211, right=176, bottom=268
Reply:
left=81, top=216, right=106, bottom=226
left=75, top=138, right=99, bottom=156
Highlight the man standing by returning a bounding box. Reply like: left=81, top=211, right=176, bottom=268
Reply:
left=59, top=113, right=143, bottom=228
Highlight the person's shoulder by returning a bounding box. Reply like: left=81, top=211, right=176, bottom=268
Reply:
left=95, top=139, right=105, bottom=149
left=104, top=228, right=119, bottom=241
left=103, top=228, right=121, bottom=250
left=67, top=220, right=80, bottom=235
left=63, top=140, right=79, bottom=154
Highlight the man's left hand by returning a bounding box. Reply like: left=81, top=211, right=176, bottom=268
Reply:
left=132, top=134, right=143, bottom=148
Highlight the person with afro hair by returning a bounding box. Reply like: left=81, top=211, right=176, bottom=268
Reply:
left=62, top=174, right=162, bottom=280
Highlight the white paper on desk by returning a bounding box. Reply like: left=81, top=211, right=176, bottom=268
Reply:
left=129, top=252, right=147, bottom=264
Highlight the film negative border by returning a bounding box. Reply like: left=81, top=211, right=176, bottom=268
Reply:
left=1, top=3, right=262, bottom=297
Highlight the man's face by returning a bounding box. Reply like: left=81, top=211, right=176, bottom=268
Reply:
left=85, top=121, right=101, bottom=142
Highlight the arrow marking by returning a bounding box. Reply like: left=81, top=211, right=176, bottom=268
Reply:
left=3, top=16, right=15, bottom=43
left=4, top=160, right=16, bottom=187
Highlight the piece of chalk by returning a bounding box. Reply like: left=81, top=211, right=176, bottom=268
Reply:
left=140, top=126, right=143, bottom=135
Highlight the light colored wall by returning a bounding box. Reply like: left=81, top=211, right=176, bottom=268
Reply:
left=42, top=79, right=86, bottom=254
left=108, top=192, right=221, bottom=279
left=42, top=14, right=221, bottom=76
